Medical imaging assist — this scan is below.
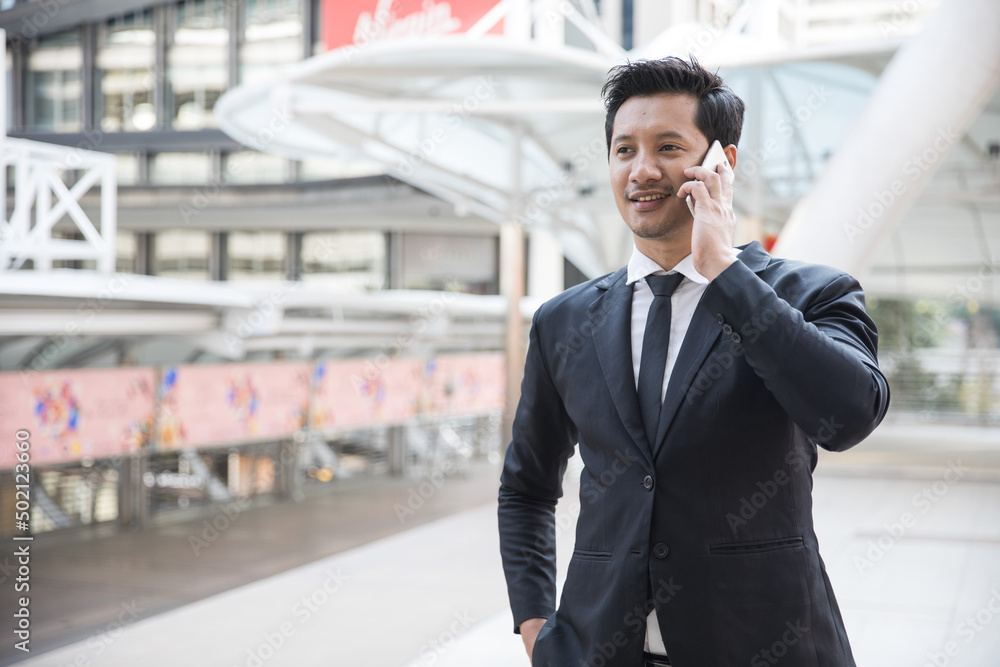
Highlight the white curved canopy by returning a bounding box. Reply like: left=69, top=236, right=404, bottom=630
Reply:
left=216, top=36, right=617, bottom=277
left=216, top=1, right=1000, bottom=304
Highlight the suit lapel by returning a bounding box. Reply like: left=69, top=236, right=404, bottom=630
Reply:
left=589, top=268, right=654, bottom=467
left=652, top=305, right=721, bottom=455
left=652, top=241, right=772, bottom=457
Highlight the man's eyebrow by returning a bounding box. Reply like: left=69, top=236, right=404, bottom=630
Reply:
left=611, top=131, right=688, bottom=143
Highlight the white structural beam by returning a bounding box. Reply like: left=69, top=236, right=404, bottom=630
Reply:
left=0, top=310, right=219, bottom=335
left=0, top=137, right=118, bottom=273
left=773, top=0, right=1000, bottom=275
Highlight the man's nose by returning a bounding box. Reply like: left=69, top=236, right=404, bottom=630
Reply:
left=631, top=150, right=662, bottom=182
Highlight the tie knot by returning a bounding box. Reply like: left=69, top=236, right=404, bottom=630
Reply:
left=646, top=272, right=684, bottom=298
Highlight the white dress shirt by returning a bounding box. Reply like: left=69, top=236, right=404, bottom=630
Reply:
left=625, top=245, right=710, bottom=655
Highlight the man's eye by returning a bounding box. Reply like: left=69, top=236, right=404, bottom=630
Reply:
left=661, top=145, right=678, bottom=151
left=616, top=146, right=632, bottom=154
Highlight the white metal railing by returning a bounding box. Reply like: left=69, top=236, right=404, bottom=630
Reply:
left=0, top=136, right=118, bottom=273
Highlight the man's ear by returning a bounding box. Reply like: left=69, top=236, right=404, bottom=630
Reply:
left=724, top=144, right=737, bottom=170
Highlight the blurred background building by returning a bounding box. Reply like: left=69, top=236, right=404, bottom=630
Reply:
left=0, top=0, right=998, bottom=665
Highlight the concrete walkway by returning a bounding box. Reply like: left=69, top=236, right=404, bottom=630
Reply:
left=6, top=424, right=1000, bottom=666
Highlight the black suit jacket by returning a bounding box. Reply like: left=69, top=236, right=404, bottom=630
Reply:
left=498, top=241, right=889, bottom=667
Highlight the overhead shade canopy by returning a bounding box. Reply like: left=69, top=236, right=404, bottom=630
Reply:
left=216, top=36, right=618, bottom=277
left=216, top=33, right=893, bottom=280
left=216, top=7, right=999, bottom=302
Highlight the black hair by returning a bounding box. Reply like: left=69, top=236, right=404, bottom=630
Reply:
left=601, top=56, right=745, bottom=154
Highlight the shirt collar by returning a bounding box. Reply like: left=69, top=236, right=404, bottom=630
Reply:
left=625, top=245, right=710, bottom=286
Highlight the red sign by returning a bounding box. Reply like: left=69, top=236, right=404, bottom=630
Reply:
left=322, top=0, right=503, bottom=52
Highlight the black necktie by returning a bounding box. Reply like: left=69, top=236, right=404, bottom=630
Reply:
left=638, top=272, right=685, bottom=447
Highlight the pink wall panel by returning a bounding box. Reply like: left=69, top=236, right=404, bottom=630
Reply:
left=156, top=362, right=311, bottom=450
left=0, top=368, right=156, bottom=469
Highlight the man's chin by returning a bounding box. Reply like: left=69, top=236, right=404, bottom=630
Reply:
left=628, top=216, right=690, bottom=241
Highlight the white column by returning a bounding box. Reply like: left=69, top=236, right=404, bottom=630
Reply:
left=501, top=125, right=526, bottom=448
left=772, top=0, right=1000, bottom=276
left=528, top=227, right=565, bottom=300
left=1, top=29, right=6, bottom=141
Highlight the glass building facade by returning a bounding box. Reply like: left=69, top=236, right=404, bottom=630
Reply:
left=4, top=0, right=484, bottom=293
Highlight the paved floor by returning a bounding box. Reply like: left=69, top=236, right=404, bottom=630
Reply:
left=4, top=424, right=1000, bottom=667
left=0, top=461, right=504, bottom=666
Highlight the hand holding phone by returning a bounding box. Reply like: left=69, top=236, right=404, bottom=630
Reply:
left=686, top=140, right=728, bottom=215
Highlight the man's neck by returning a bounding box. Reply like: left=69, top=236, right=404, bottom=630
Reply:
left=633, top=235, right=693, bottom=273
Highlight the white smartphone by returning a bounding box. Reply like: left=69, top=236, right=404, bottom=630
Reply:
left=686, top=140, right=728, bottom=215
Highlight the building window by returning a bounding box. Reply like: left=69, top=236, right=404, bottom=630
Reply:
left=622, top=0, right=634, bottom=51
left=154, top=229, right=211, bottom=280
left=23, top=30, right=82, bottom=132
left=5, top=47, right=13, bottom=133
left=149, top=152, right=212, bottom=185
left=401, top=234, right=498, bottom=294
left=115, top=153, right=141, bottom=185
left=301, top=231, right=386, bottom=290
left=311, top=0, right=324, bottom=55
left=51, top=228, right=94, bottom=270
left=116, top=230, right=137, bottom=273
left=96, top=10, right=156, bottom=132
left=223, top=151, right=287, bottom=184
left=167, top=0, right=229, bottom=129
left=298, top=156, right=382, bottom=181
left=240, top=0, right=303, bottom=84
left=227, top=231, right=285, bottom=280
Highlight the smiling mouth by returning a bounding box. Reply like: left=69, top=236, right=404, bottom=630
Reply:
left=629, top=193, right=669, bottom=202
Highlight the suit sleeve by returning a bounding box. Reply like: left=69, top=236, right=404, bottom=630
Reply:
left=498, top=306, right=579, bottom=633
left=698, top=260, right=890, bottom=452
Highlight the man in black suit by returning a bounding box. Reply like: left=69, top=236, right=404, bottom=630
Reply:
left=498, top=57, right=889, bottom=667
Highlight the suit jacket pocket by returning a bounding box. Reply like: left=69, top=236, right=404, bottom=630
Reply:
left=709, top=536, right=803, bottom=555
left=531, top=616, right=562, bottom=667
left=571, top=549, right=612, bottom=562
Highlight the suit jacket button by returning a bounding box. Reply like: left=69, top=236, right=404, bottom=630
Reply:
left=643, top=475, right=654, bottom=490
left=722, top=323, right=733, bottom=335
left=715, top=314, right=725, bottom=325
left=653, top=543, right=669, bottom=559
left=731, top=332, right=742, bottom=344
